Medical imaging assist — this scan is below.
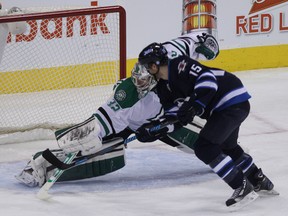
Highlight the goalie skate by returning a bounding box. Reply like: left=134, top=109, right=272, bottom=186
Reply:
left=15, top=166, right=39, bottom=187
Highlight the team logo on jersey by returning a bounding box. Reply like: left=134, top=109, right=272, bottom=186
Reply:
left=178, top=60, right=187, bottom=74
left=115, top=89, right=126, bottom=101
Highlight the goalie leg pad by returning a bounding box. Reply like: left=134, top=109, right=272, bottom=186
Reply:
left=56, top=116, right=102, bottom=156
left=166, top=127, right=199, bottom=154
left=16, top=139, right=126, bottom=187
left=59, top=143, right=125, bottom=181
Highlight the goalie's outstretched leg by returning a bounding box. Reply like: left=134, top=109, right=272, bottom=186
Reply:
left=16, top=142, right=126, bottom=188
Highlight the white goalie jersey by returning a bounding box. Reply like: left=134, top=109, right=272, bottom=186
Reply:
left=93, top=78, right=163, bottom=138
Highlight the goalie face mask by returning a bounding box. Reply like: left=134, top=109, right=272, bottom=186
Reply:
left=131, top=62, right=157, bottom=98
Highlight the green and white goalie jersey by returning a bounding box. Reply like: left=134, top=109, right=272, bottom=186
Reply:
left=93, top=77, right=163, bottom=138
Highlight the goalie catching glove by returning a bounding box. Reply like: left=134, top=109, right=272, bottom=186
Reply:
left=195, top=33, right=219, bottom=60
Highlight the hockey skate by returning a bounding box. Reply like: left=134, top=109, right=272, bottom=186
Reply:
left=254, top=169, right=279, bottom=196
left=15, top=164, right=40, bottom=187
left=226, top=177, right=259, bottom=209
left=15, top=150, right=65, bottom=187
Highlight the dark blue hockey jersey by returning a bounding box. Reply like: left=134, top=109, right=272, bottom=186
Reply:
left=156, top=55, right=251, bottom=119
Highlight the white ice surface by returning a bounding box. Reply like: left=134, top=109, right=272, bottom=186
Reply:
left=1, top=67, right=288, bottom=216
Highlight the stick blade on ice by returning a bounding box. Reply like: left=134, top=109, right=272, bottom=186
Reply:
left=36, top=184, right=52, bottom=200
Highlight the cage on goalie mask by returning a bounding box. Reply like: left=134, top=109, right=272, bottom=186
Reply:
left=131, top=62, right=157, bottom=98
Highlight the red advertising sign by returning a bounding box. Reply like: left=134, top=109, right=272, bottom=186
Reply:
left=236, top=0, right=288, bottom=35
left=249, top=0, right=288, bottom=15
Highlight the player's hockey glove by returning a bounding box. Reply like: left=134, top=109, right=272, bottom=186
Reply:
left=136, top=118, right=176, bottom=142
left=177, top=96, right=204, bottom=126
left=195, top=33, right=219, bottom=60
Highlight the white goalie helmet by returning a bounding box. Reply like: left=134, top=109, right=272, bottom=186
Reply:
left=131, top=62, right=157, bottom=98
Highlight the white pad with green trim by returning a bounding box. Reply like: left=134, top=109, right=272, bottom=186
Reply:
left=57, top=116, right=102, bottom=156
left=16, top=138, right=126, bottom=187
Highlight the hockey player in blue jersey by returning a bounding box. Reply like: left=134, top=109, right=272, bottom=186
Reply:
left=137, top=42, right=278, bottom=208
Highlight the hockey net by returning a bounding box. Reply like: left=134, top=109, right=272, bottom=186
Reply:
left=0, top=6, right=126, bottom=143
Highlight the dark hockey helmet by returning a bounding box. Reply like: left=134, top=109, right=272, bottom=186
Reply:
left=138, top=42, right=168, bottom=68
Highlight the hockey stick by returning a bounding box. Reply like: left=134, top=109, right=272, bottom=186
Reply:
left=36, top=137, right=134, bottom=200
left=43, top=137, right=134, bottom=171
left=36, top=119, right=202, bottom=200
left=36, top=120, right=175, bottom=200
left=42, top=120, right=177, bottom=170
left=189, top=120, right=204, bottom=129
left=44, top=119, right=203, bottom=172
left=36, top=152, right=77, bottom=200
left=164, top=110, right=204, bottom=130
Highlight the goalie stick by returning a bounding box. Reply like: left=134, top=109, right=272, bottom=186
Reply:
left=42, top=119, right=178, bottom=170
left=36, top=152, right=76, bottom=200
left=43, top=136, right=135, bottom=171
left=43, top=119, right=204, bottom=171
left=36, top=136, right=135, bottom=200
left=189, top=121, right=203, bottom=129
left=36, top=120, right=177, bottom=200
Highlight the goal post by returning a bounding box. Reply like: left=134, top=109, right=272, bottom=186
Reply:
left=0, top=6, right=126, bottom=140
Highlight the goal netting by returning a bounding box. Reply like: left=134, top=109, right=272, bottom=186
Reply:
left=0, top=6, right=126, bottom=143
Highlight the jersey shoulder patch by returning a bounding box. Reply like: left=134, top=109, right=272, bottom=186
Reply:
left=113, top=78, right=140, bottom=109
